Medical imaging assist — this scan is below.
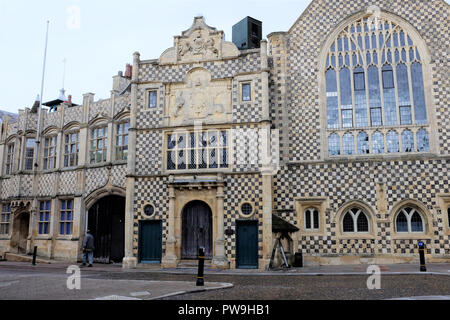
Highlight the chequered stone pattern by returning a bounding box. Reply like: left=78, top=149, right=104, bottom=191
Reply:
left=6, top=122, right=18, bottom=138
left=136, top=85, right=165, bottom=129
left=394, top=239, right=432, bottom=255
left=43, top=111, right=61, bottom=130
left=434, top=209, right=450, bottom=255
left=63, top=105, right=83, bottom=126
left=274, top=158, right=450, bottom=255
left=19, top=174, right=33, bottom=197
left=89, top=99, right=111, bottom=122
left=231, top=124, right=262, bottom=173
left=136, top=130, right=163, bottom=176
left=114, top=94, right=131, bottom=116
left=85, top=167, right=109, bottom=197
left=133, top=177, right=169, bottom=256
left=232, top=77, right=263, bottom=123
left=59, top=171, right=78, bottom=195
left=268, top=37, right=289, bottom=163
left=111, top=165, right=127, bottom=189
left=0, top=176, right=20, bottom=199
left=139, top=52, right=261, bottom=83
left=223, top=173, right=263, bottom=260
left=281, top=0, right=450, bottom=161
left=25, top=112, right=38, bottom=132
left=17, top=112, right=26, bottom=132
left=37, top=173, right=56, bottom=197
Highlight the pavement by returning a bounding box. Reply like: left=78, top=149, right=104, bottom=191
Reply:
left=0, top=260, right=449, bottom=300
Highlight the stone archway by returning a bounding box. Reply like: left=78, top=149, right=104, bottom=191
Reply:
left=181, top=200, right=213, bottom=259
left=11, top=211, right=30, bottom=254
left=85, top=187, right=126, bottom=264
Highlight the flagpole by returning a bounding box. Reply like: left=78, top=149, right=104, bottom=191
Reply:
left=34, top=20, right=49, bottom=170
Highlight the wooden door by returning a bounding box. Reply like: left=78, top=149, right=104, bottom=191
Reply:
left=182, top=201, right=213, bottom=259
left=236, top=220, right=258, bottom=269
left=139, top=221, right=162, bottom=263
left=88, top=196, right=125, bottom=263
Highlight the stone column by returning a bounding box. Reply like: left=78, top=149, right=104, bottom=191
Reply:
left=260, top=40, right=270, bottom=121
left=122, top=52, right=140, bottom=269
left=260, top=121, right=273, bottom=270
left=212, top=173, right=229, bottom=268
left=162, top=180, right=178, bottom=268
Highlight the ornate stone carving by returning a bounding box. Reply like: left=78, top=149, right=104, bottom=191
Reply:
left=165, top=68, right=232, bottom=126
left=160, top=16, right=239, bottom=64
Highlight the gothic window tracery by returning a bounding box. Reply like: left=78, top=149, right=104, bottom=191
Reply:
left=325, top=16, right=430, bottom=156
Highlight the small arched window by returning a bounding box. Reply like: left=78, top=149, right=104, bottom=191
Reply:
left=395, top=207, right=425, bottom=233
left=325, top=14, right=430, bottom=157
left=304, top=208, right=320, bottom=230
left=342, top=208, right=370, bottom=233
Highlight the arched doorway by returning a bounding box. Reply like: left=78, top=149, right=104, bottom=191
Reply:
left=87, top=195, right=125, bottom=263
left=11, top=212, right=30, bottom=254
left=182, top=200, right=213, bottom=259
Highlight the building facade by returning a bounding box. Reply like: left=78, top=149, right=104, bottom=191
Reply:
left=0, top=0, right=449, bottom=269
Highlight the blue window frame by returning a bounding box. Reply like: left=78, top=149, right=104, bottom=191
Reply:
left=60, top=199, right=73, bottom=235
left=39, top=201, right=51, bottom=235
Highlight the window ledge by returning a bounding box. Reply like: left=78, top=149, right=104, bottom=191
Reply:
left=301, top=230, right=324, bottom=236
left=391, top=234, right=432, bottom=240
left=35, top=236, right=52, bottom=241
left=0, top=236, right=11, bottom=240
left=55, top=236, right=76, bottom=241
left=338, top=234, right=375, bottom=240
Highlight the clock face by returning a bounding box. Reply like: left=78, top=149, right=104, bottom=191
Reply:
left=144, top=205, right=154, bottom=217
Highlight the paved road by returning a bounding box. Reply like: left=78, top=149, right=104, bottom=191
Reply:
left=0, top=267, right=231, bottom=300
left=0, top=262, right=449, bottom=300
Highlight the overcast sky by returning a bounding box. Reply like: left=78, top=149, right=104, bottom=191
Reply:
left=0, top=0, right=448, bottom=113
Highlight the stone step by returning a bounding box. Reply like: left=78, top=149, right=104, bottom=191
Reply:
left=177, top=260, right=212, bottom=268
left=4, top=252, right=52, bottom=264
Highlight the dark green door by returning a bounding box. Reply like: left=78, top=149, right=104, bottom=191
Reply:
left=236, top=221, right=258, bottom=269
left=139, top=220, right=162, bottom=263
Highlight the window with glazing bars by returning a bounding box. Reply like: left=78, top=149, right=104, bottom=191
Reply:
left=64, top=132, right=79, bottom=167
left=116, top=122, right=129, bottom=161
left=39, top=200, right=51, bottom=234
left=43, top=136, right=57, bottom=170
left=325, top=17, right=430, bottom=156
left=0, top=203, right=11, bottom=235
left=148, top=91, right=157, bottom=108
left=90, top=126, right=108, bottom=163
left=60, top=199, right=73, bottom=235
left=167, top=130, right=229, bottom=170
left=5, top=144, right=14, bottom=175
left=24, top=138, right=35, bottom=170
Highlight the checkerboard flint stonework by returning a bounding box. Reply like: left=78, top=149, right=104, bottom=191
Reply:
left=0, top=0, right=449, bottom=266
left=268, top=0, right=450, bottom=260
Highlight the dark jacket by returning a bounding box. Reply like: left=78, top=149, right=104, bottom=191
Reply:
left=82, top=233, right=95, bottom=250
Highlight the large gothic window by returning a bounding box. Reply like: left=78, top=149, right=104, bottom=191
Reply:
left=324, top=16, right=430, bottom=156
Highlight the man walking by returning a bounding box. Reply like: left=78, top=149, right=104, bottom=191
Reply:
left=81, top=230, right=95, bottom=267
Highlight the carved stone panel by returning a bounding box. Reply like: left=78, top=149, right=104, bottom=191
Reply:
left=165, top=68, right=232, bottom=126
left=159, top=16, right=239, bottom=65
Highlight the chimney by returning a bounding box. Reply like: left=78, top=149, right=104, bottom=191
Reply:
left=125, top=64, right=132, bottom=79
left=67, top=95, right=73, bottom=107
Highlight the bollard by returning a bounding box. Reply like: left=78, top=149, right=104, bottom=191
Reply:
left=196, top=247, right=205, bottom=287
left=32, top=246, right=37, bottom=266
left=294, top=251, right=303, bottom=268
left=418, top=241, right=426, bottom=272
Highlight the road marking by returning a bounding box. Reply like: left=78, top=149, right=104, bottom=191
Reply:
left=130, top=291, right=151, bottom=297
left=0, top=281, right=19, bottom=288
left=391, top=296, right=450, bottom=300
left=94, top=295, right=141, bottom=300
